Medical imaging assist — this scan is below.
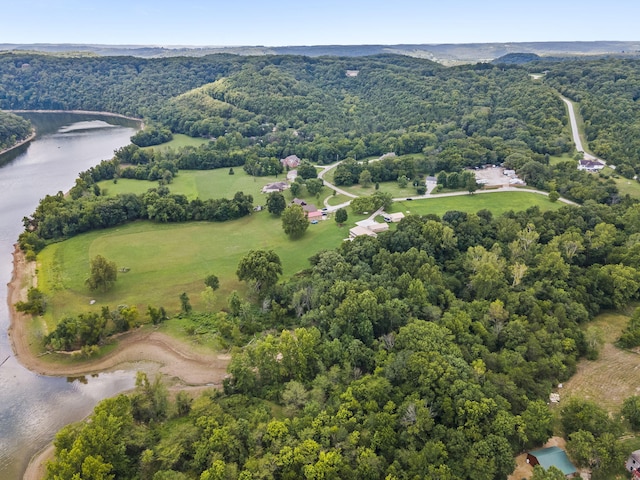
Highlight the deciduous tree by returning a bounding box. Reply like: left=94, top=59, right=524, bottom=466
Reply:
left=236, top=249, right=282, bottom=294
left=335, top=208, right=348, bottom=226
left=85, top=254, right=117, bottom=292
left=281, top=204, right=309, bottom=239
left=266, top=192, right=286, bottom=215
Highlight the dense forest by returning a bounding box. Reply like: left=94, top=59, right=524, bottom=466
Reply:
left=45, top=199, right=640, bottom=479
left=542, top=58, right=640, bottom=173
left=0, top=109, right=31, bottom=151
left=6, top=52, right=640, bottom=479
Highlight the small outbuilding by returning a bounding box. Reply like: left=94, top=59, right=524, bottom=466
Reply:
left=307, top=210, right=323, bottom=221
left=526, top=446, right=577, bottom=478
left=383, top=212, right=405, bottom=223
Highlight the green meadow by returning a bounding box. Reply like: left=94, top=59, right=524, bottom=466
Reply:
left=389, top=191, right=563, bottom=217
left=37, top=212, right=348, bottom=327
left=99, top=168, right=327, bottom=205
left=46, top=165, right=566, bottom=329
left=141, top=133, right=211, bottom=151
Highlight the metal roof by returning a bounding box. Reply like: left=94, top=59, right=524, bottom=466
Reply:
left=528, top=446, right=577, bottom=476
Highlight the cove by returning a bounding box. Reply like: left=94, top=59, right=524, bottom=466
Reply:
left=0, top=112, right=141, bottom=479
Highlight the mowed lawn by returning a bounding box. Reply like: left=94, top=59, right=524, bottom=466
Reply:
left=37, top=212, right=348, bottom=326
left=98, top=168, right=326, bottom=204
left=561, top=310, right=640, bottom=413
left=141, top=133, right=211, bottom=152
left=388, top=191, right=563, bottom=217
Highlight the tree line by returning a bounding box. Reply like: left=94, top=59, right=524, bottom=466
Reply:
left=19, top=188, right=254, bottom=256
left=0, top=109, right=32, bottom=151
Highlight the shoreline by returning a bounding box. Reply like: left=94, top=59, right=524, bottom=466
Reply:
left=7, top=245, right=230, bottom=384
left=7, top=109, right=143, bottom=125
left=0, top=130, right=36, bottom=157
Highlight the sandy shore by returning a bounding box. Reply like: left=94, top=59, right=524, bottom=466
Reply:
left=9, top=245, right=232, bottom=479
left=7, top=245, right=231, bottom=383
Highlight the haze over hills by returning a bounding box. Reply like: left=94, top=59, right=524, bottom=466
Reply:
left=1, top=41, right=639, bottom=65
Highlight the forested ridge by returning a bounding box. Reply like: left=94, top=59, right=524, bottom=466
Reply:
left=7, top=52, right=640, bottom=479
left=0, top=109, right=32, bottom=151
left=540, top=58, right=640, bottom=172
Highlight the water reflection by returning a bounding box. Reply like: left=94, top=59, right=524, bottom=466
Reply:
left=0, top=112, right=140, bottom=478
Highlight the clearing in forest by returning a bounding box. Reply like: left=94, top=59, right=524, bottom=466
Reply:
left=560, top=310, right=640, bottom=413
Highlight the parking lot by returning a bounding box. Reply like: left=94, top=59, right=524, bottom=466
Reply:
left=473, top=166, right=510, bottom=187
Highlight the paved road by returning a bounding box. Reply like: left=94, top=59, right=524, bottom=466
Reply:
left=394, top=186, right=578, bottom=206
left=561, top=96, right=611, bottom=166
left=315, top=156, right=578, bottom=214
left=562, top=97, right=587, bottom=154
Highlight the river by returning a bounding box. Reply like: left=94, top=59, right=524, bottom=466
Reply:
left=0, top=112, right=141, bottom=479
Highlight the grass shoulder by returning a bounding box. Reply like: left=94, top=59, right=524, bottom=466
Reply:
left=389, top=191, right=562, bottom=217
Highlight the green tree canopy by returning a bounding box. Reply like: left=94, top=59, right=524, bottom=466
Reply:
left=281, top=204, right=309, bottom=239
left=236, top=249, right=282, bottom=294
left=335, top=207, right=348, bottom=226
left=85, top=255, right=117, bottom=292
left=266, top=191, right=287, bottom=215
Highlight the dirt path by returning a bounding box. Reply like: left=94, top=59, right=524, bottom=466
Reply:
left=7, top=245, right=230, bottom=385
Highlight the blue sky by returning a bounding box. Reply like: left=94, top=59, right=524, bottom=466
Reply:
left=2, top=0, right=638, bottom=46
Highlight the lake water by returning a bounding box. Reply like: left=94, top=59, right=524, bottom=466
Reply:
left=0, top=113, right=141, bottom=479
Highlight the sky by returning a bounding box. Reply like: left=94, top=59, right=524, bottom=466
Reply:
left=1, top=0, right=638, bottom=46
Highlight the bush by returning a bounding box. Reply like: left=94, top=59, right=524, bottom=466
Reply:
left=15, top=287, right=46, bottom=315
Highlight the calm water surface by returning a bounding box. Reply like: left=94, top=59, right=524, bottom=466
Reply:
left=0, top=113, right=142, bottom=479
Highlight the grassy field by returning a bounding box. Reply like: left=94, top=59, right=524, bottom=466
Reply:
left=600, top=167, right=640, bottom=198
left=326, top=194, right=352, bottom=207
left=37, top=212, right=350, bottom=327
left=99, top=169, right=286, bottom=201
left=388, top=191, right=563, bottom=217
left=332, top=181, right=419, bottom=199
left=98, top=168, right=334, bottom=204
left=548, top=153, right=576, bottom=166
left=141, top=133, right=210, bottom=151
left=561, top=309, right=640, bottom=413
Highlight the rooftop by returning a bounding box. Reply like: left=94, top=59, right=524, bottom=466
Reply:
left=528, top=446, right=577, bottom=476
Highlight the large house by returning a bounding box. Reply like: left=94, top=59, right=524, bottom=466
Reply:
left=349, top=225, right=378, bottom=239
left=281, top=155, right=301, bottom=169
left=292, top=198, right=323, bottom=221
left=578, top=159, right=605, bottom=172
left=261, top=181, right=289, bottom=194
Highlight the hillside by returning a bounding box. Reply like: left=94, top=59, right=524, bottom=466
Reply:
left=11, top=51, right=640, bottom=480
left=2, top=40, right=640, bottom=64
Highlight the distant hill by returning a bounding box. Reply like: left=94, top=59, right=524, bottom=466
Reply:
left=1, top=41, right=640, bottom=65
left=492, top=53, right=541, bottom=65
